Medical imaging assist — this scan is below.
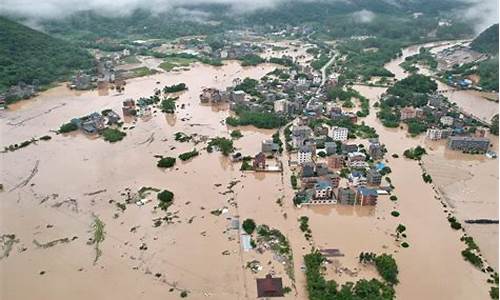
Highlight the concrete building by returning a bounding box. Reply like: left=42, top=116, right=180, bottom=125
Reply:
left=325, top=142, right=337, bottom=155
left=368, top=142, right=383, bottom=160
left=301, top=162, right=315, bottom=178
left=366, top=169, right=382, bottom=186
left=262, top=139, right=279, bottom=153
left=298, top=145, right=314, bottom=164
left=356, top=187, right=378, bottom=206
left=313, top=180, right=333, bottom=200
left=274, top=99, right=289, bottom=113
left=330, top=127, right=348, bottom=141
left=348, top=171, right=367, bottom=186
left=448, top=136, right=490, bottom=152
left=341, top=143, right=358, bottom=154
left=440, top=116, right=454, bottom=126
left=253, top=152, right=266, bottom=169
left=347, top=152, right=366, bottom=167
left=316, top=163, right=329, bottom=176
left=426, top=128, right=452, bottom=140
left=327, top=155, right=344, bottom=169
left=231, top=90, right=246, bottom=103
left=337, top=188, right=356, bottom=205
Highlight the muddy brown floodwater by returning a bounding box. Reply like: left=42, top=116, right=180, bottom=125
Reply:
left=0, top=40, right=496, bottom=300
left=350, top=40, right=497, bottom=299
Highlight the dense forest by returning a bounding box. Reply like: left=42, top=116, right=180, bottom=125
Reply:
left=0, top=17, right=94, bottom=93
left=470, top=24, right=499, bottom=55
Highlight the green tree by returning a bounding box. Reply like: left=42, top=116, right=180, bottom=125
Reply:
left=242, top=219, right=256, bottom=234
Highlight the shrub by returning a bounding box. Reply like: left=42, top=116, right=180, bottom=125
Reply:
left=242, top=219, right=256, bottom=234
left=401, top=242, right=409, bottom=248
left=39, top=135, right=52, bottom=141
left=290, top=174, right=298, bottom=189
left=157, top=157, right=176, bottom=168
left=178, top=149, right=199, bottom=161
left=448, top=216, right=462, bottom=230
left=157, top=190, right=174, bottom=210
left=391, top=211, right=400, bottom=217
left=59, top=122, right=78, bottom=133
left=230, top=130, right=243, bottom=139
left=102, top=128, right=126, bottom=142
left=389, top=195, right=398, bottom=201
left=180, top=291, right=188, bottom=298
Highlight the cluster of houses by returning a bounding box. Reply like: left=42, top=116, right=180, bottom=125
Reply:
left=70, top=109, right=121, bottom=134
left=199, top=86, right=245, bottom=104
left=0, top=82, right=37, bottom=105
left=396, top=93, right=492, bottom=153
left=291, top=119, right=388, bottom=206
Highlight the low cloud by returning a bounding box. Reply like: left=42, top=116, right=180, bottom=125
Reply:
left=458, top=0, right=499, bottom=34
left=352, top=9, right=375, bottom=23
left=0, top=0, right=285, bottom=19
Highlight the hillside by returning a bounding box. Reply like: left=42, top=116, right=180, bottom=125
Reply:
left=0, top=17, right=94, bottom=94
left=470, top=24, right=499, bottom=54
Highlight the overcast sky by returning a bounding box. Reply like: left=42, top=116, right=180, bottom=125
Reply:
left=0, top=0, right=497, bottom=32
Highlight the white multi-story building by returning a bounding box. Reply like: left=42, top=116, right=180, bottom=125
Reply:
left=330, top=126, right=348, bottom=141
left=274, top=99, right=288, bottom=113
left=298, top=145, right=313, bottom=164
left=426, top=128, right=452, bottom=140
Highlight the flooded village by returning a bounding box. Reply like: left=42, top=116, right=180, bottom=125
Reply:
left=1, top=28, right=499, bottom=300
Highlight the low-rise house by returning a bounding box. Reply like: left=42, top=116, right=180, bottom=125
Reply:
left=122, top=99, right=136, bottom=116
left=356, top=187, right=378, bottom=206
left=324, top=142, right=337, bottom=155
left=314, top=125, right=329, bottom=137
left=253, top=152, right=267, bottom=169
left=327, top=155, right=344, bottom=169
left=79, top=112, right=106, bottom=134
left=200, top=88, right=222, bottom=103
left=316, top=163, right=329, bottom=176
left=337, top=187, right=356, bottom=205
left=324, top=173, right=340, bottom=188
left=475, top=127, right=488, bottom=138
left=448, top=136, right=490, bottom=153
left=341, top=143, right=358, bottom=154
left=330, top=126, right=348, bottom=141
left=440, top=116, right=454, bottom=126
left=314, top=180, right=333, bottom=200
left=301, top=162, right=315, bottom=178
left=298, top=145, right=314, bottom=164
left=256, top=274, right=284, bottom=298
left=231, top=90, right=246, bottom=103
left=400, top=106, right=417, bottom=120
left=366, top=169, right=382, bottom=186
left=262, top=139, right=279, bottom=154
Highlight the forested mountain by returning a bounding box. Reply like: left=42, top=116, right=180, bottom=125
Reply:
left=34, top=0, right=474, bottom=43
left=470, top=24, right=499, bottom=54
left=0, top=16, right=94, bottom=93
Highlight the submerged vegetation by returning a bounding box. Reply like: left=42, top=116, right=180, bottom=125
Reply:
left=89, top=216, right=105, bottom=264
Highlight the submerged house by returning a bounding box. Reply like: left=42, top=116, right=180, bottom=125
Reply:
left=72, top=112, right=106, bottom=134
left=256, top=274, right=284, bottom=298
